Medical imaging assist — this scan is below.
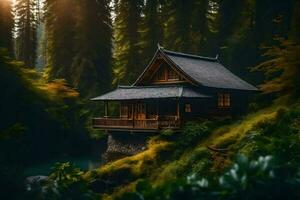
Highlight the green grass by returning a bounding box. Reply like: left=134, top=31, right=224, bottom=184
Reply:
left=87, top=98, right=294, bottom=199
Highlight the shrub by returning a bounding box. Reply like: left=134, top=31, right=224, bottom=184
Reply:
left=26, top=162, right=99, bottom=200
left=117, top=155, right=300, bottom=200
left=160, top=129, right=174, bottom=137
left=179, top=121, right=212, bottom=146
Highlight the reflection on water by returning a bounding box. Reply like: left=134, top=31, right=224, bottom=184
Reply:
left=25, top=156, right=102, bottom=176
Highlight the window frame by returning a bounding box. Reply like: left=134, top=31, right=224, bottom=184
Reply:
left=218, top=93, right=231, bottom=108
left=185, top=103, right=192, bottom=113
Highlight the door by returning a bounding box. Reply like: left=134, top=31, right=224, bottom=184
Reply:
left=134, top=103, right=146, bottom=120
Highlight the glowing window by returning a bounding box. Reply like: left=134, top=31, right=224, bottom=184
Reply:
left=218, top=93, right=231, bottom=107
left=185, top=104, right=191, bottom=112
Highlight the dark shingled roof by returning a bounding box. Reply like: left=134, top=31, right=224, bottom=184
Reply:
left=162, top=49, right=257, bottom=91
left=91, top=86, right=211, bottom=101
left=134, top=47, right=257, bottom=91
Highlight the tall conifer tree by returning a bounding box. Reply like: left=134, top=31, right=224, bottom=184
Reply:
left=72, top=0, right=113, bottom=96
left=163, top=0, right=193, bottom=52
left=113, top=0, right=143, bottom=85
left=0, top=0, right=14, bottom=55
left=15, top=0, right=38, bottom=67
left=140, top=0, right=163, bottom=66
left=44, top=0, right=77, bottom=82
left=162, top=0, right=209, bottom=54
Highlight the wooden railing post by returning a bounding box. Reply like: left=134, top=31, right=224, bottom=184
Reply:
left=104, top=101, right=108, bottom=118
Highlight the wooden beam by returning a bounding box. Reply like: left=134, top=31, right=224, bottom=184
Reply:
left=104, top=101, right=108, bottom=118
left=177, top=99, right=180, bottom=119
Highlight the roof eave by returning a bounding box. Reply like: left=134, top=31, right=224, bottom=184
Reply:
left=133, top=48, right=161, bottom=86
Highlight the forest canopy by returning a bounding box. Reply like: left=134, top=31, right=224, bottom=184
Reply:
left=0, top=0, right=298, bottom=97
left=1, top=0, right=300, bottom=199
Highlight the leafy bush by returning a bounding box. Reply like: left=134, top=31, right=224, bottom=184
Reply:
left=116, top=155, right=300, bottom=200
left=179, top=121, right=212, bottom=146
left=26, top=162, right=99, bottom=200
left=160, top=129, right=174, bottom=137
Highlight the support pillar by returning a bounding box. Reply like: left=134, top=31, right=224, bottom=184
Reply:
left=177, top=98, right=181, bottom=127
left=104, top=101, right=108, bottom=118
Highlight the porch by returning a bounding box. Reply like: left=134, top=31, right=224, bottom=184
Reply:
left=92, top=116, right=180, bottom=131
left=91, top=86, right=211, bottom=132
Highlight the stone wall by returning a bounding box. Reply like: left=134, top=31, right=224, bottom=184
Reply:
left=102, top=132, right=153, bottom=163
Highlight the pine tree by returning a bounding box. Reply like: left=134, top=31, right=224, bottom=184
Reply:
left=139, top=0, right=163, bottom=66
left=290, top=0, right=300, bottom=42
left=216, top=0, right=294, bottom=83
left=162, top=0, right=209, bottom=54
left=191, top=0, right=211, bottom=54
left=44, top=0, right=77, bottom=82
left=72, top=0, right=113, bottom=96
left=253, top=0, right=300, bottom=96
left=163, top=0, right=194, bottom=52
left=113, top=0, right=143, bottom=85
left=0, top=0, right=14, bottom=55
left=15, top=0, right=38, bottom=67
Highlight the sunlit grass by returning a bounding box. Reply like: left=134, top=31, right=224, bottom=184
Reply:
left=205, top=106, right=279, bottom=148
left=87, top=97, right=293, bottom=198
left=84, top=137, right=171, bottom=180
left=152, top=101, right=287, bottom=185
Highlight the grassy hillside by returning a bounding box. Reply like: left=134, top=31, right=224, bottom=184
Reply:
left=84, top=97, right=300, bottom=199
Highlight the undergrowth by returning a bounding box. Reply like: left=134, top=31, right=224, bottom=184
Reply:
left=86, top=98, right=300, bottom=199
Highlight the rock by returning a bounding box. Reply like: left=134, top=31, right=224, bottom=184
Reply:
left=102, top=132, right=152, bottom=163
left=25, top=175, right=48, bottom=191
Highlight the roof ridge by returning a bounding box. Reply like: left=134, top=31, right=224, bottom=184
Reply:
left=162, top=48, right=218, bottom=62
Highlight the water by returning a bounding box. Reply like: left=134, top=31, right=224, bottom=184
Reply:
left=24, top=156, right=102, bottom=176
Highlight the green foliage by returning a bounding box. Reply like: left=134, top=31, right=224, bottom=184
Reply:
left=44, top=0, right=77, bottom=82
left=180, top=121, right=212, bottom=146
left=44, top=0, right=113, bottom=96
left=160, top=129, right=174, bottom=137
left=116, top=155, right=300, bottom=200
left=253, top=39, right=300, bottom=96
left=26, top=162, right=99, bottom=200
left=238, top=105, right=300, bottom=169
left=0, top=49, right=92, bottom=197
left=71, top=0, right=113, bottom=96
left=98, top=102, right=300, bottom=199
left=113, top=0, right=143, bottom=85
left=163, top=0, right=212, bottom=54
left=15, top=0, right=38, bottom=67
left=139, top=0, right=163, bottom=67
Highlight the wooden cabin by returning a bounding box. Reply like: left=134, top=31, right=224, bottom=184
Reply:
left=91, top=45, right=257, bottom=132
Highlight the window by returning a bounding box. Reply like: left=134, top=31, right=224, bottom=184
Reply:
left=185, top=104, right=191, bottom=112
left=167, top=68, right=179, bottom=80
left=218, top=93, right=231, bottom=107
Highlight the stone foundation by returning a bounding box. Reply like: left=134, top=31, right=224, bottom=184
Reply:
left=102, top=132, right=153, bottom=163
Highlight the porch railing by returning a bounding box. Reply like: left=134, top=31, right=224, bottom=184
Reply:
left=92, top=117, right=180, bottom=130
left=92, top=118, right=133, bottom=129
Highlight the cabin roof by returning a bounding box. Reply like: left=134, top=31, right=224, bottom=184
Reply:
left=134, top=47, right=257, bottom=91
left=91, top=85, right=211, bottom=101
